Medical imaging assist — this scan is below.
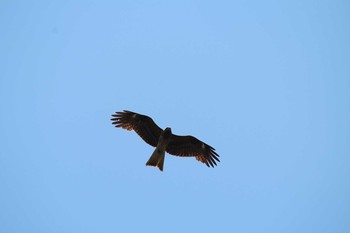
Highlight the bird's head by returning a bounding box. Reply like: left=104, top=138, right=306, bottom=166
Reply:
left=163, top=127, right=172, bottom=138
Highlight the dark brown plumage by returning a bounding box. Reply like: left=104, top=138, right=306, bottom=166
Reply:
left=111, top=110, right=220, bottom=171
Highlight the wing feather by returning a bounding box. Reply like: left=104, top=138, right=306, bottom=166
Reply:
left=166, top=135, right=220, bottom=168
left=111, top=110, right=162, bottom=147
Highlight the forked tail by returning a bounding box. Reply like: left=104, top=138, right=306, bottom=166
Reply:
left=146, top=148, right=165, bottom=171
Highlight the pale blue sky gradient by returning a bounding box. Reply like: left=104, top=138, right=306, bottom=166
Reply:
left=1, top=1, right=350, bottom=232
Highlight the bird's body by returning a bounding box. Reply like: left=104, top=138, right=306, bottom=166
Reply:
left=145, top=127, right=172, bottom=171
left=111, top=110, right=220, bottom=171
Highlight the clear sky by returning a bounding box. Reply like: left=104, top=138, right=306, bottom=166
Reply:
left=1, top=1, right=350, bottom=232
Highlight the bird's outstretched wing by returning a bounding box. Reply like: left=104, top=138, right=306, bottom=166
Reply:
left=111, top=110, right=162, bottom=147
left=166, top=135, right=220, bottom=167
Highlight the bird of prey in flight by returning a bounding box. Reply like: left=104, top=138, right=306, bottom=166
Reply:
left=111, top=110, right=220, bottom=171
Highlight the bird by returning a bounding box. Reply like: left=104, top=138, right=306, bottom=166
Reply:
left=111, top=110, right=220, bottom=171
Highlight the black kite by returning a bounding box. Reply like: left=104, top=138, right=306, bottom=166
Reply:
left=111, top=110, right=220, bottom=171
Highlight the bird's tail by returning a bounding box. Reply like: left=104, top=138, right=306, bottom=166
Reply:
left=146, top=148, right=165, bottom=171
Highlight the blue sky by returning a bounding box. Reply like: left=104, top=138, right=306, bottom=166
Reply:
left=1, top=1, right=350, bottom=232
